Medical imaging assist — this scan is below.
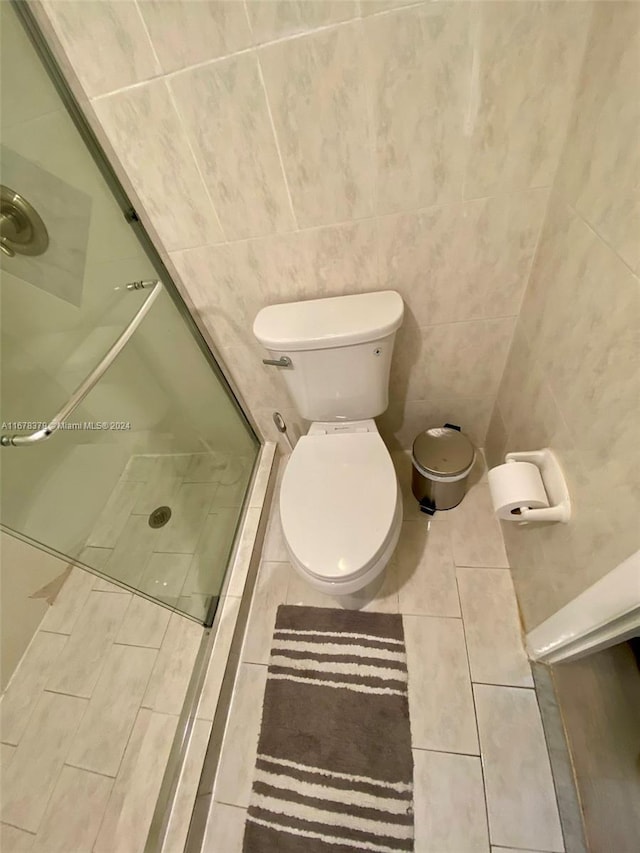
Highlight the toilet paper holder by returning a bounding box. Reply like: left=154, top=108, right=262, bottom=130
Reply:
left=502, top=448, right=571, bottom=523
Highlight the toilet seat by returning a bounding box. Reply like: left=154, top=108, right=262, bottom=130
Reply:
left=280, top=424, right=401, bottom=587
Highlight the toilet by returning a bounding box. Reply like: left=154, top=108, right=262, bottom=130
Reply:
left=253, top=291, right=404, bottom=606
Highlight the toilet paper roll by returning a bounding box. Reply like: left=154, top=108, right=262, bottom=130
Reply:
left=488, top=461, right=549, bottom=520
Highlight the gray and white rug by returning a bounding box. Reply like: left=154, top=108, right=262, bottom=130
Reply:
left=243, top=605, right=414, bottom=853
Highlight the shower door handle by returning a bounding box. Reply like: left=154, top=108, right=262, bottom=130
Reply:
left=1, top=280, right=163, bottom=447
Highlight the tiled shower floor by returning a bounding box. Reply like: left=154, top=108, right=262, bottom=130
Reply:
left=83, top=450, right=253, bottom=623
left=201, top=452, right=567, bottom=853
left=0, top=449, right=252, bottom=852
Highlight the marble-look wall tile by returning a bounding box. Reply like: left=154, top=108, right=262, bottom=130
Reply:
left=465, top=1, right=592, bottom=199
left=246, top=0, right=359, bottom=44
left=43, top=0, right=159, bottom=97
left=138, top=0, right=252, bottom=73
left=176, top=219, right=378, bottom=351
left=498, top=198, right=640, bottom=628
left=259, top=22, right=373, bottom=227
left=365, top=2, right=471, bottom=214
left=377, top=396, right=494, bottom=452
left=378, top=190, right=548, bottom=327
left=556, top=2, right=640, bottom=273
left=391, top=316, right=515, bottom=405
left=170, top=55, right=294, bottom=240
left=92, top=81, right=224, bottom=251
left=484, top=404, right=507, bottom=470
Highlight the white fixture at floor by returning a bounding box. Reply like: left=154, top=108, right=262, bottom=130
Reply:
left=488, top=448, right=571, bottom=523
left=253, top=291, right=404, bottom=605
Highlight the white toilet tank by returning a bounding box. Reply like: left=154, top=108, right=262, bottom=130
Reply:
left=253, top=291, right=404, bottom=422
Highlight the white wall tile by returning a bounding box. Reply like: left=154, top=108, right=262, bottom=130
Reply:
left=464, top=1, right=591, bottom=198
left=557, top=3, right=640, bottom=273
left=138, top=0, right=252, bottom=73
left=365, top=2, right=471, bottom=214
left=259, top=22, right=373, bottom=227
left=170, top=55, right=294, bottom=240
left=44, top=0, right=159, bottom=97
left=93, top=81, right=224, bottom=251
left=378, top=191, right=548, bottom=328
left=246, top=0, right=358, bottom=44
left=474, top=683, right=563, bottom=852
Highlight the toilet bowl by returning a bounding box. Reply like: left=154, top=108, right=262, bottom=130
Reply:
left=253, top=290, right=404, bottom=605
left=279, top=420, right=402, bottom=603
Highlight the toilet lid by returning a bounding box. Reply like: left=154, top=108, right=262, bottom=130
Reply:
left=280, top=432, right=398, bottom=581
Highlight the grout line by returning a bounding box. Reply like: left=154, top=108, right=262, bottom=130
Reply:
left=63, top=761, right=117, bottom=781
left=411, top=746, right=481, bottom=759
left=163, top=76, right=228, bottom=242
left=454, top=567, right=493, bottom=846
left=471, top=681, right=536, bottom=691
left=0, top=820, right=37, bottom=835
left=255, top=48, right=299, bottom=232
left=566, top=198, right=639, bottom=279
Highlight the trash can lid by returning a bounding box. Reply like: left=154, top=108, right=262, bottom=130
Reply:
left=412, top=427, right=475, bottom=478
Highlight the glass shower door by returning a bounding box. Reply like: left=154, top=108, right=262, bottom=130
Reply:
left=0, top=1, right=259, bottom=627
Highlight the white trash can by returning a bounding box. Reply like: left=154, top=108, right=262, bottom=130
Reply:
left=411, top=425, right=475, bottom=514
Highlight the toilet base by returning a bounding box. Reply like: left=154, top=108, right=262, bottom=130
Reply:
left=334, top=572, right=385, bottom=610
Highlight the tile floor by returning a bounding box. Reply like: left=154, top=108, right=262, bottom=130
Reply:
left=0, top=449, right=255, bottom=853
left=202, top=451, right=566, bottom=853
left=85, top=450, right=254, bottom=622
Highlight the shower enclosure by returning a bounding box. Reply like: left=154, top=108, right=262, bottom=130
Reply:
left=0, top=0, right=259, bottom=683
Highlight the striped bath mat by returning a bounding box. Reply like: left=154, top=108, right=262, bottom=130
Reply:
left=243, top=605, right=414, bottom=853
